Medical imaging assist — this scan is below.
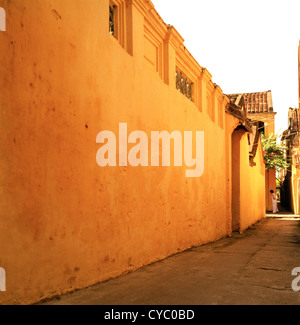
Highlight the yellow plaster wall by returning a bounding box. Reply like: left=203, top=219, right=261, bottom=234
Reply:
left=229, top=126, right=265, bottom=233
left=289, top=42, right=300, bottom=214
left=248, top=112, right=276, bottom=212
left=290, top=166, right=300, bottom=214
left=263, top=114, right=276, bottom=138
left=0, top=0, right=265, bottom=304
left=265, top=169, right=277, bottom=212
left=239, top=136, right=266, bottom=231
left=231, top=127, right=243, bottom=232
left=247, top=113, right=276, bottom=138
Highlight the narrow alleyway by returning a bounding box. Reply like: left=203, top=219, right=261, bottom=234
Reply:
left=39, top=215, right=300, bottom=305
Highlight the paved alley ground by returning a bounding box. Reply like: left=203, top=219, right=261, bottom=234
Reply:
left=40, top=215, right=300, bottom=305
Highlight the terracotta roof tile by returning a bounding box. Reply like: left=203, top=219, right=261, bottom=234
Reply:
left=227, top=91, right=274, bottom=114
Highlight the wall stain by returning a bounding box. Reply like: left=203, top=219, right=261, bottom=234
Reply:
left=51, top=9, right=62, bottom=20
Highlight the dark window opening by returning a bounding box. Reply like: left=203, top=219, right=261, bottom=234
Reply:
left=258, top=121, right=265, bottom=135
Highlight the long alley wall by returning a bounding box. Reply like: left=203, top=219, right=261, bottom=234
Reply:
left=0, top=0, right=265, bottom=304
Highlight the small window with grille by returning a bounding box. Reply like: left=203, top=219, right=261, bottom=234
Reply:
left=176, top=70, right=193, bottom=101
left=109, top=3, right=118, bottom=39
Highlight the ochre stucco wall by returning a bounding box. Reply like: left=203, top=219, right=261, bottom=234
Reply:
left=265, top=169, right=277, bottom=212
left=239, top=135, right=266, bottom=231
left=247, top=112, right=276, bottom=212
left=0, top=0, right=265, bottom=304
left=289, top=167, right=300, bottom=214
left=229, top=126, right=265, bottom=233
left=287, top=42, right=300, bottom=214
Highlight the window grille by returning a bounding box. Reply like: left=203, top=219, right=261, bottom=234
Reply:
left=109, top=5, right=115, bottom=36
left=176, top=71, right=192, bottom=101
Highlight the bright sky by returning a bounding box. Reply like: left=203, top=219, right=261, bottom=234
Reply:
left=151, top=0, right=300, bottom=135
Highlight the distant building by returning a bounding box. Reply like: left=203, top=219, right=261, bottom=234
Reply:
left=280, top=41, right=300, bottom=213
left=227, top=91, right=277, bottom=211
left=227, top=91, right=275, bottom=136
left=281, top=108, right=300, bottom=212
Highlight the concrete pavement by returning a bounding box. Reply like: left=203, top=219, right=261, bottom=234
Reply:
left=39, top=216, right=300, bottom=305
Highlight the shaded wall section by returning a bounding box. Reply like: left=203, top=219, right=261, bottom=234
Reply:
left=231, top=128, right=242, bottom=231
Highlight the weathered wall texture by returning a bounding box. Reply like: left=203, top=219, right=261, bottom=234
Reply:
left=0, top=0, right=265, bottom=304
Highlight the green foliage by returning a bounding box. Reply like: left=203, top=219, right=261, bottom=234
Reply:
left=260, top=133, right=289, bottom=171
left=276, top=177, right=281, bottom=189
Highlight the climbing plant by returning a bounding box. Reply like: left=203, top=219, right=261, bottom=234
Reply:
left=260, top=133, right=290, bottom=171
